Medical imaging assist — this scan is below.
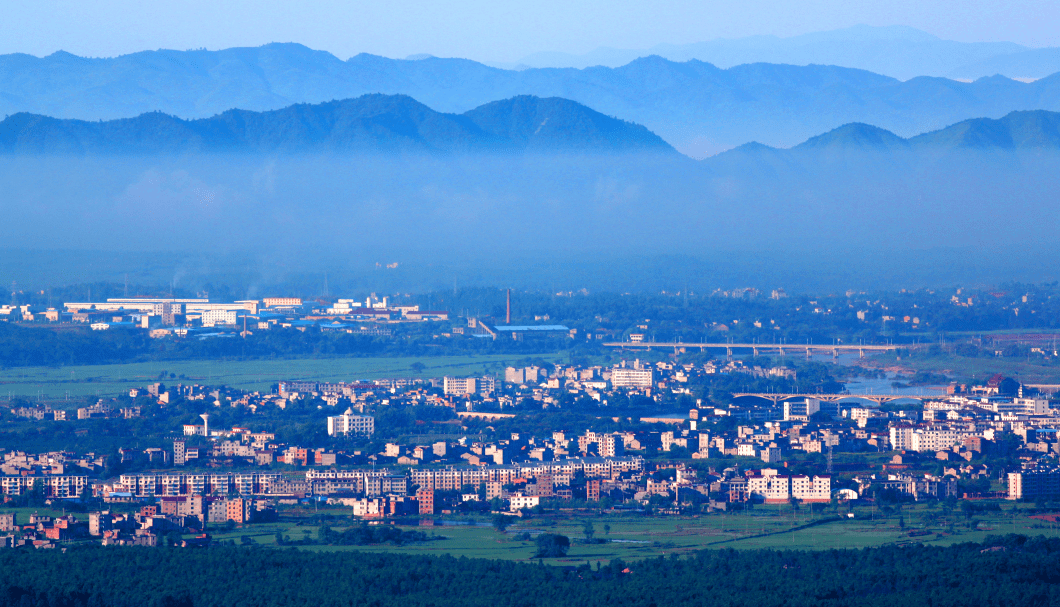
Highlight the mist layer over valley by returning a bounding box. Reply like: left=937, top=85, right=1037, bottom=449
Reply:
left=4, top=143, right=1059, bottom=294
left=4, top=91, right=1059, bottom=294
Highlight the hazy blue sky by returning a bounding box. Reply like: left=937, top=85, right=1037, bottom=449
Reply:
left=7, top=0, right=1060, bottom=60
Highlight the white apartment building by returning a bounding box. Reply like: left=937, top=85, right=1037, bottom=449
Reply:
left=783, top=398, right=821, bottom=421
left=509, top=494, right=541, bottom=512
left=201, top=309, right=239, bottom=327
left=352, top=497, right=387, bottom=517
left=611, top=368, right=654, bottom=389
left=0, top=475, right=89, bottom=498
left=890, top=426, right=915, bottom=450
left=327, top=409, right=375, bottom=436
left=504, top=366, right=542, bottom=384
left=851, top=407, right=889, bottom=428
left=748, top=470, right=831, bottom=503
left=790, top=475, right=831, bottom=502
left=747, top=470, right=790, bottom=503
left=599, top=433, right=624, bottom=457
left=443, top=376, right=496, bottom=396
left=262, top=298, right=302, bottom=308
left=737, top=443, right=758, bottom=457
left=994, top=398, right=1050, bottom=416
left=911, top=428, right=970, bottom=452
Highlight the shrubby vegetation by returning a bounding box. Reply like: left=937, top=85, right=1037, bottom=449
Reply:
left=315, top=524, right=436, bottom=546
left=0, top=536, right=1059, bottom=606
left=0, top=321, right=571, bottom=368
left=534, top=533, right=570, bottom=557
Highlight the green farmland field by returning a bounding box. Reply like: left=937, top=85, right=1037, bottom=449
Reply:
left=0, top=354, right=565, bottom=400
left=201, top=501, right=1060, bottom=563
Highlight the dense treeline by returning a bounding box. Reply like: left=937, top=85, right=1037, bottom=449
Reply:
left=0, top=322, right=575, bottom=368
left=1, top=536, right=1059, bottom=607
left=315, top=524, right=436, bottom=546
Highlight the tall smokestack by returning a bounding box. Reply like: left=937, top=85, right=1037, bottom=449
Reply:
left=506, top=289, right=511, bottom=324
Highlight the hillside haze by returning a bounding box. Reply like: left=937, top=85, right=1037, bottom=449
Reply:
left=8, top=43, right=1060, bottom=155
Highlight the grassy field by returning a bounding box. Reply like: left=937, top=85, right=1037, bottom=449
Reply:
left=0, top=354, right=566, bottom=400
left=196, top=501, right=1060, bottom=563
left=865, top=351, right=1060, bottom=384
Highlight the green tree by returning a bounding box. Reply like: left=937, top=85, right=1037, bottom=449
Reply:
left=492, top=514, right=512, bottom=533
left=534, top=533, right=570, bottom=558
left=583, top=521, right=596, bottom=543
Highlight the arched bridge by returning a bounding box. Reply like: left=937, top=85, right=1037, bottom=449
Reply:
left=603, top=342, right=899, bottom=358
left=731, top=392, right=933, bottom=405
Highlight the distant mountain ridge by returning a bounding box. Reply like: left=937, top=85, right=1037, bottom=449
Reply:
left=773, top=110, right=1060, bottom=152
left=0, top=94, right=674, bottom=154
left=513, top=25, right=1038, bottom=81
left=8, top=43, right=1060, bottom=156
left=703, top=110, right=1060, bottom=177
left=6, top=98, right=1060, bottom=158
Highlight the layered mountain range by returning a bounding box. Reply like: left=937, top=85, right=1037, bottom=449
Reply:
left=0, top=95, right=672, bottom=154
left=5, top=94, right=1060, bottom=158
left=512, top=25, right=1060, bottom=82
left=6, top=43, right=1060, bottom=155
left=732, top=110, right=1060, bottom=154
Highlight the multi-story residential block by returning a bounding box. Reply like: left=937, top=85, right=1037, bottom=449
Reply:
left=911, top=428, right=970, bottom=452
left=443, top=376, right=496, bottom=396
left=890, top=426, right=914, bottom=450
left=1009, top=470, right=1060, bottom=500
left=509, top=494, right=540, bottom=512
left=327, top=409, right=375, bottom=436
left=783, top=398, right=821, bottom=422
left=226, top=498, right=250, bottom=524
left=201, top=309, right=239, bottom=327
left=611, top=367, right=654, bottom=389
left=748, top=470, right=831, bottom=503
left=416, top=489, right=434, bottom=515
left=1, top=475, right=88, bottom=498
left=262, top=298, right=302, bottom=308
left=790, top=475, right=831, bottom=502
left=747, top=470, right=790, bottom=503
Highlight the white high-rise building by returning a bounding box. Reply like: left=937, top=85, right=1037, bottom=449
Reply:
left=783, top=398, right=821, bottom=421
left=890, top=426, right=914, bottom=450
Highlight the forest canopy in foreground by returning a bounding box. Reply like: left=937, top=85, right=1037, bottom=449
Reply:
left=0, top=535, right=1058, bottom=607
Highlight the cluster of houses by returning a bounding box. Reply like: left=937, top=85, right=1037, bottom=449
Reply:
left=2, top=295, right=450, bottom=336
left=0, top=505, right=235, bottom=549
